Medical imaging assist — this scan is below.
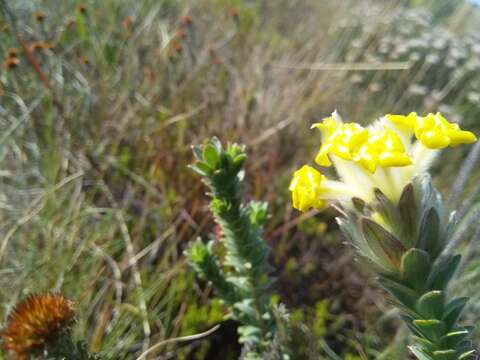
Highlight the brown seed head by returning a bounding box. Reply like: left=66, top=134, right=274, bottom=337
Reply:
left=227, top=6, right=239, bottom=19
left=1, top=293, right=75, bottom=358
left=180, top=14, right=192, bottom=26
left=30, top=41, right=45, bottom=52
left=3, top=57, right=19, bottom=70
left=77, top=4, right=88, bottom=14
left=122, top=15, right=135, bottom=29
left=33, top=10, right=46, bottom=22
left=7, top=48, right=19, bottom=58
left=79, top=56, right=91, bottom=66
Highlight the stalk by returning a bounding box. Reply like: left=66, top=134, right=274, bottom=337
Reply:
left=337, top=175, right=477, bottom=360
left=186, top=137, right=288, bottom=360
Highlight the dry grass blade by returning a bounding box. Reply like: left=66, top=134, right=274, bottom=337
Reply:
left=272, top=61, right=410, bottom=71
left=135, top=324, right=220, bottom=360
left=448, top=140, right=480, bottom=207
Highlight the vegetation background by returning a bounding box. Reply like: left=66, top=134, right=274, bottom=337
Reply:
left=1, top=0, right=480, bottom=358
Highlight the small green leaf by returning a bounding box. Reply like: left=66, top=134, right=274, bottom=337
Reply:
left=426, top=255, right=461, bottom=290
left=373, top=188, right=401, bottom=230
left=238, top=325, right=261, bottom=339
left=192, top=145, right=203, bottom=160
left=441, top=330, right=470, bottom=348
left=362, top=218, right=406, bottom=269
left=203, top=144, right=219, bottom=168
left=209, top=136, right=222, bottom=152
left=227, top=276, right=251, bottom=292
left=458, top=350, right=476, bottom=359
left=442, top=297, right=469, bottom=330
left=190, top=162, right=212, bottom=177
left=432, top=349, right=457, bottom=360
left=401, top=248, right=431, bottom=291
left=233, top=154, right=247, bottom=170
left=411, top=335, right=435, bottom=351
left=398, top=182, right=417, bottom=245
left=380, top=278, right=419, bottom=310
left=417, top=291, right=444, bottom=319
left=233, top=299, right=257, bottom=320
left=413, top=319, right=446, bottom=342
left=418, top=208, right=441, bottom=258
left=409, top=346, right=434, bottom=360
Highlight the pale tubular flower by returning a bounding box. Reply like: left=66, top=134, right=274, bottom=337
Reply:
left=290, top=111, right=477, bottom=211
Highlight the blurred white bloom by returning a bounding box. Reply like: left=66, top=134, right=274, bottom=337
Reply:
left=426, top=53, right=440, bottom=64
left=408, top=84, right=427, bottom=96
left=467, top=92, right=480, bottom=104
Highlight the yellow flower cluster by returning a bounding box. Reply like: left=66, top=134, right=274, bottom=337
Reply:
left=386, top=112, right=477, bottom=149
left=290, top=112, right=477, bottom=212
left=289, top=165, right=326, bottom=212
left=313, top=116, right=411, bottom=173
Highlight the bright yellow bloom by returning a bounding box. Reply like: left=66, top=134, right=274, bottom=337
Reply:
left=312, top=117, right=411, bottom=173
left=289, top=165, right=326, bottom=212
left=386, top=112, right=477, bottom=149
left=290, top=111, right=477, bottom=212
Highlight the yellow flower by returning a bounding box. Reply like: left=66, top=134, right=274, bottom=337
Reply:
left=386, top=112, right=477, bottom=149
left=289, top=165, right=326, bottom=212
left=289, top=164, right=362, bottom=212
left=290, top=111, right=477, bottom=211
left=312, top=117, right=411, bottom=173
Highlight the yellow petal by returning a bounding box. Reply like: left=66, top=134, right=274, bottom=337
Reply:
left=315, top=147, right=332, bottom=167
left=385, top=112, right=417, bottom=131
left=420, top=130, right=450, bottom=149
left=448, top=130, right=477, bottom=145
left=378, top=152, right=412, bottom=167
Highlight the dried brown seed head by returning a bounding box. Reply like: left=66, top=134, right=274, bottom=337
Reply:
left=30, top=41, right=45, bottom=52
left=7, top=48, right=19, bottom=58
left=1, top=293, right=75, bottom=358
left=33, top=10, right=46, bottom=22
left=122, top=15, right=135, bottom=29
left=79, top=56, right=91, bottom=66
left=180, top=14, right=192, bottom=26
left=3, top=57, right=19, bottom=70
left=77, top=4, right=88, bottom=14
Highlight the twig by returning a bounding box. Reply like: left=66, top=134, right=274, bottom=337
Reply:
left=135, top=324, right=220, bottom=360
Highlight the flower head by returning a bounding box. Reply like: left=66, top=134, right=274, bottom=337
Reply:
left=312, top=115, right=412, bottom=173
left=291, top=111, right=477, bottom=208
left=289, top=165, right=326, bottom=211
left=386, top=112, right=477, bottom=148
left=289, top=165, right=359, bottom=212
left=1, top=293, right=75, bottom=358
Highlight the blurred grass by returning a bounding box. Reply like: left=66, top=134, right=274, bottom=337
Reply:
left=1, top=0, right=480, bottom=359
